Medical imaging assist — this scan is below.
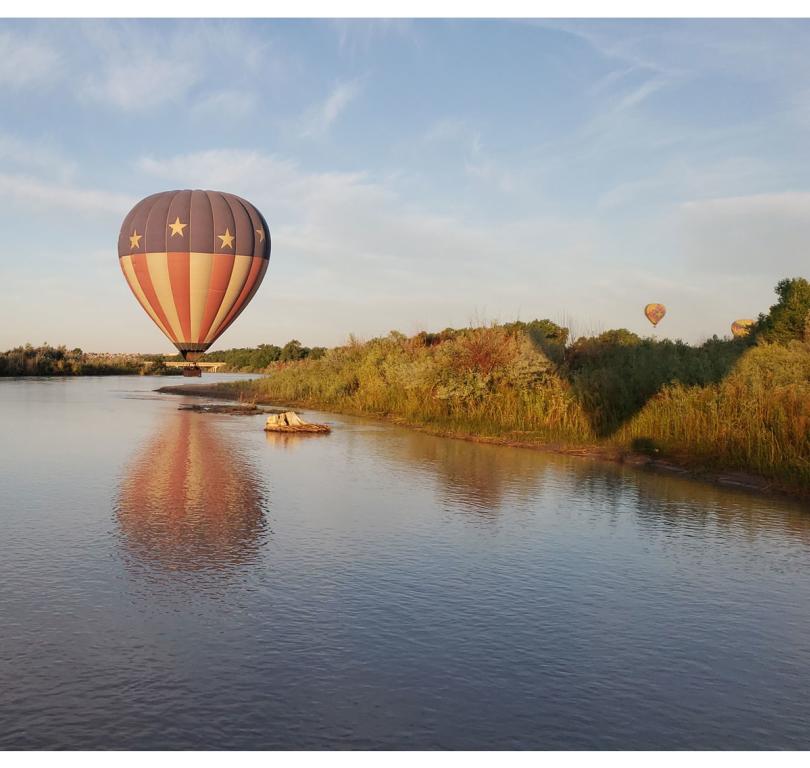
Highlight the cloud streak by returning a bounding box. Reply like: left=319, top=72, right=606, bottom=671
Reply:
left=0, top=29, right=60, bottom=88
left=0, top=172, right=133, bottom=215
left=300, top=80, right=362, bottom=137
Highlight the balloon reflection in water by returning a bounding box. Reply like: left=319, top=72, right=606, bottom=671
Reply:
left=116, top=410, right=268, bottom=573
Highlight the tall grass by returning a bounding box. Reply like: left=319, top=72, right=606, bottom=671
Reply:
left=232, top=326, right=593, bottom=442
left=618, top=342, right=810, bottom=487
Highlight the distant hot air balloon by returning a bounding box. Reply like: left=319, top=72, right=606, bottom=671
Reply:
left=731, top=318, right=754, bottom=338
left=118, top=190, right=270, bottom=364
left=644, top=303, right=666, bottom=327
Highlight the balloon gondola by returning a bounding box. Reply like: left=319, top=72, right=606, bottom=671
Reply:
left=118, top=190, right=270, bottom=367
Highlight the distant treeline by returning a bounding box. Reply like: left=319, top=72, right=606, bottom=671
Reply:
left=0, top=345, right=173, bottom=377
left=169, top=340, right=327, bottom=371
left=1, top=339, right=328, bottom=376
left=223, top=278, right=810, bottom=495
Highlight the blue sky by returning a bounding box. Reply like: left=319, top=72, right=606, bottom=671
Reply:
left=1, top=18, right=809, bottom=352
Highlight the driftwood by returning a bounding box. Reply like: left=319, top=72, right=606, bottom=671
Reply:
left=178, top=403, right=261, bottom=415
left=264, top=411, right=330, bottom=433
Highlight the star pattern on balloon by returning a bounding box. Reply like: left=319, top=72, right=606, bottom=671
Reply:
left=256, top=228, right=265, bottom=243
left=168, top=217, right=187, bottom=238
left=218, top=228, right=235, bottom=249
left=129, top=230, right=142, bottom=249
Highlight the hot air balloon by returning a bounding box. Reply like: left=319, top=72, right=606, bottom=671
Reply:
left=644, top=303, right=666, bottom=327
left=118, top=190, right=270, bottom=372
left=731, top=318, right=754, bottom=338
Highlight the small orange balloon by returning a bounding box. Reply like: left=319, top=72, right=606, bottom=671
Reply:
left=644, top=303, right=666, bottom=327
left=731, top=318, right=754, bottom=338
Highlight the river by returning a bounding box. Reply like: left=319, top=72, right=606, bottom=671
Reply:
left=1, top=375, right=809, bottom=749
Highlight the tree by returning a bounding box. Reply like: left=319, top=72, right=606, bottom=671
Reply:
left=757, top=277, right=810, bottom=345
left=280, top=339, right=305, bottom=362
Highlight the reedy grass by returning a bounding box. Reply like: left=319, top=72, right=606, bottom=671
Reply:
left=617, top=342, right=810, bottom=487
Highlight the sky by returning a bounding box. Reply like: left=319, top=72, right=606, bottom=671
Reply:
left=1, top=18, right=809, bottom=352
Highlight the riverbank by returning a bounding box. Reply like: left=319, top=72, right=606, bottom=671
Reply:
left=156, top=380, right=798, bottom=502
left=0, top=344, right=175, bottom=376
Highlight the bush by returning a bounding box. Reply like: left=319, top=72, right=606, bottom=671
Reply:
left=618, top=342, right=810, bottom=488
left=756, top=277, right=810, bottom=344
left=0, top=345, right=150, bottom=376
left=233, top=323, right=591, bottom=441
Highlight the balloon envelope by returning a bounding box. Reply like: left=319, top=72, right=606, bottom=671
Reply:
left=118, top=190, right=270, bottom=361
left=644, top=303, right=666, bottom=327
left=731, top=318, right=754, bottom=338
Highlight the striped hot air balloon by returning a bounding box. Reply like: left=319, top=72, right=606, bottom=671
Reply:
left=118, top=190, right=270, bottom=362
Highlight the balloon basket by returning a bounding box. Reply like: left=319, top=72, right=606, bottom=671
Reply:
left=182, top=365, right=202, bottom=378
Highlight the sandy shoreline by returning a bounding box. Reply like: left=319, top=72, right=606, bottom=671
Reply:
left=155, top=382, right=807, bottom=504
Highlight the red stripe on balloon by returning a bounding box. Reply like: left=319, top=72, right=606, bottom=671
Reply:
left=198, top=253, right=236, bottom=344
left=212, top=256, right=266, bottom=343
left=167, top=252, right=192, bottom=342
left=130, top=253, right=177, bottom=343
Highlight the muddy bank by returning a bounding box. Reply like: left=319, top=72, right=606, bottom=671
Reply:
left=156, top=383, right=237, bottom=399
left=178, top=403, right=265, bottom=415
left=155, top=381, right=805, bottom=503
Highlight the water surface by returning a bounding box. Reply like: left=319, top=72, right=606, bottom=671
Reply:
left=1, top=375, right=810, bottom=749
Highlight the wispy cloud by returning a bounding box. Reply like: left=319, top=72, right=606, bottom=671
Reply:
left=613, top=77, right=668, bottom=113
left=78, top=23, right=203, bottom=111
left=0, top=29, right=60, bottom=88
left=300, top=80, right=362, bottom=137
left=420, top=118, right=520, bottom=194
left=0, top=172, right=133, bottom=215
left=464, top=135, right=518, bottom=194
left=191, top=89, right=257, bottom=120
left=421, top=117, right=468, bottom=145
left=5, top=21, right=277, bottom=114
left=333, top=20, right=416, bottom=55
left=84, top=57, right=201, bottom=112
left=0, top=132, right=77, bottom=181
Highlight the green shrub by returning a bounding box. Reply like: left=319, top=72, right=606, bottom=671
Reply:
left=756, top=277, right=810, bottom=344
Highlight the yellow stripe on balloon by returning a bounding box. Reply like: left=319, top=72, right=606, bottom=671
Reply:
left=204, top=253, right=253, bottom=344
left=120, top=254, right=173, bottom=341
left=146, top=253, right=184, bottom=343
left=189, top=252, right=215, bottom=343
